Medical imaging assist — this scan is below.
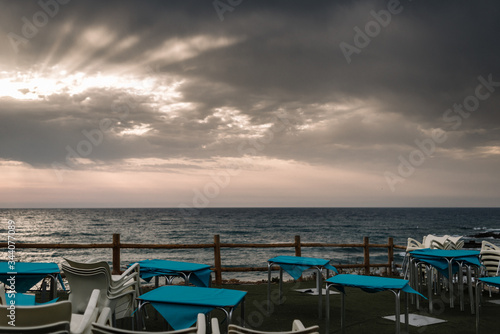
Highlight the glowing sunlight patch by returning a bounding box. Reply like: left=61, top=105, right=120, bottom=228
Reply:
left=119, top=123, right=153, bottom=136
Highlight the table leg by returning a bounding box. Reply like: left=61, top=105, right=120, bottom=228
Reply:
left=317, top=267, right=322, bottom=319
left=48, top=274, right=58, bottom=300
left=184, top=272, right=191, bottom=286
left=415, top=262, right=421, bottom=310
left=279, top=267, right=283, bottom=305
left=426, top=264, right=433, bottom=314
left=240, top=297, right=245, bottom=327
left=447, top=259, right=454, bottom=308
left=325, top=284, right=331, bottom=334
left=458, top=262, right=464, bottom=311
left=405, top=291, right=409, bottom=334
left=475, top=280, right=481, bottom=334
left=341, top=290, right=345, bottom=334
left=137, top=301, right=148, bottom=330
left=409, top=258, right=416, bottom=305
left=394, top=290, right=401, bottom=334
left=468, top=265, right=476, bottom=314
left=267, top=263, right=271, bottom=315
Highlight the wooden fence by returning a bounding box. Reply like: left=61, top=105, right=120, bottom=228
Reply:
left=1, top=234, right=405, bottom=285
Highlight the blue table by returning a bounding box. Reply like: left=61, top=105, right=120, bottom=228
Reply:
left=475, top=276, right=500, bottom=334
left=0, top=262, right=62, bottom=300
left=410, top=249, right=481, bottom=312
left=267, top=256, right=338, bottom=318
left=325, top=274, right=425, bottom=334
left=137, top=285, right=246, bottom=331
left=131, top=259, right=212, bottom=287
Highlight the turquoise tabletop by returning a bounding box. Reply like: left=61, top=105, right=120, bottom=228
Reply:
left=130, top=259, right=212, bottom=287
left=268, top=255, right=338, bottom=280
left=478, top=276, right=500, bottom=288
left=0, top=262, right=61, bottom=293
left=326, top=274, right=425, bottom=297
left=138, top=285, right=246, bottom=330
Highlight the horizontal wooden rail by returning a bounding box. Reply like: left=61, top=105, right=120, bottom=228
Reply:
left=0, top=234, right=402, bottom=285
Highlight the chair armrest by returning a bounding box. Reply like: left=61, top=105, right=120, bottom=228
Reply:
left=292, top=320, right=305, bottom=331
left=71, top=289, right=100, bottom=334
left=196, top=313, right=206, bottom=334
left=95, top=307, right=112, bottom=325
left=211, top=317, right=221, bottom=334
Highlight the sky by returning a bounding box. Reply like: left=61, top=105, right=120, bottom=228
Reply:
left=0, top=0, right=500, bottom=208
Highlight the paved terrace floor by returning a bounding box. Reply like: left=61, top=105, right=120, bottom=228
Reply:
left=46, top=277, right=500, bottom=333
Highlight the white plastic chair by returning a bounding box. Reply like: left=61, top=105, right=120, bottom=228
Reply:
left=0, top=321, right=70, bottom=333
left=480, top=241, right=500, bottom=297
left=91, top=311, right=206, bottom=334
left=71, top=289, right=102, bottom=334
left=62, top=265, right=136, bottom=324
left=64, top=258, right=141, bottom=297
left=211, top=319, right=319, bottom=334
left=444, top=236, right=464, bottom=250
left=406, top=237, right=424, bottom=251
left=0, top=285, right=99, bottom=334
left=403, top=237, right=424, bottom=279
left=427, top=235, right=450, bottom=249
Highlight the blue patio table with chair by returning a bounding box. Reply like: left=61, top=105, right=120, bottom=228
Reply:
left=325, top=274, right=425, bottom=334
left=409, top=249, right=481, bottom=313
left=130, top=259, right=212, bottom=287
left=0, top=262, right=63, bottom=301
left=267, top=255, right=338, bottom=318
left=136, top=285, right=247, bottom=332
left=475, top=276, right=500, bottom=334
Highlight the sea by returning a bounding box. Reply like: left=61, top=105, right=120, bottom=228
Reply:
left=1, top=207, right=499, bottom=282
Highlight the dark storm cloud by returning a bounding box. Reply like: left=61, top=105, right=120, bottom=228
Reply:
left=1, top=0, right=500, bottom=174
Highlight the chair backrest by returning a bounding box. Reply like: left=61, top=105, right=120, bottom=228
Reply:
left=444, top=236, right=464, bottom=250
left=428, top=235, right=450, bottom=249
left=0, top=286, right=5, bottom=305
left=63, top=264, right=112, bottom=313
left=406, top=238, right=423, bottom=252
left=0, top=301, right=72, bottom=328
left=91, top=313, right=206, bottom=334
left=482, top=241, right=500, bottom=252
left=65, top=258, right=113, bottom=274
left=0, top=321, right=70, bottom=333
left=226, top=321, right=319, bottom=334
left=480, top=242, right=500, bottom=277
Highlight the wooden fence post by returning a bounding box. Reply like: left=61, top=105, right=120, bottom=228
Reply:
left=214, top=235, right=222, bottom=285
left=112, top=233, right=121, bottom=275
left=363, top=236, right=370, bottom=275
left=295, top=235, right=301, bottom=257
left=388, top=237, right=394, bottom=276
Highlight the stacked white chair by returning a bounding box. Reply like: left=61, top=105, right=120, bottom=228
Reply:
left=480, top=241, right=500, bottom=297
left=62, top=263, right=137, bottom=326
left=64, top=259, right=141, bottom=300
